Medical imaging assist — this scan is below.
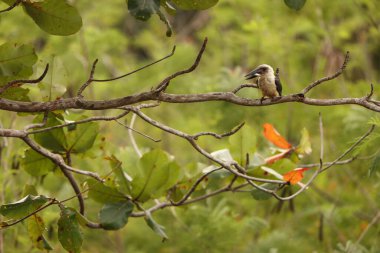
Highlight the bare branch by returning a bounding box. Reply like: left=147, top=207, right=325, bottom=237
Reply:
left=192, top=122, right=245, bottom=140
left=155, top=37, right=208, bottom=92
left=24, top=111, right=49, bottom=131
left=115, top=119, right=161, bottom=142
left=129, top=106, right=285, bottom=184
left=91, top=45, right=176, bottom=83
left=232, top=84, right=259, bottom=94
left=0, top=0, right=22, bottom=14
left=171, top=167, right=223, bottom=206
left=0, top=64, right=49, bottom=94
left=21, top=135, right=103, bottom=181
left=27, top=111, right=129, bottom=135
left=321, top=125, right=375, bottom=172
left=355, top=210, right=380, bottom=245
left=77, top=59, right=98, bottom=97
left=302, top=51, right=350, bottom=94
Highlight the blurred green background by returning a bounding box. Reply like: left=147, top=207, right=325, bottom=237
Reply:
left=1, top=0, right=380, bottom=252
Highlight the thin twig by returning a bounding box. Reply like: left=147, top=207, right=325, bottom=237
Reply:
left=155, top=37, right=208, bottom=92
left=128, top=114, right=142, bottom=157
left=171, top=167, right=223, bottom=206
left=0, top=64, right=49, bottom=94
left=356, top=210, right=380, bottom=245
left=232, top=84, right=259, bottom=94
left=0, top=0, right=22, bottom=14
left=24, top=111, right=49, bottom=131
left=302, top=51, right=350, bottom=94
left=115, top=118, right=160, bottom=142
left=28, top=111, right=129, bottom=135
left=92, top=46, right=176, bottom=83
left=321, top=125, right=375, bottom=172
left=192, top=122, right=245, bottom=140
left=77, top=59, right=98, bottom=97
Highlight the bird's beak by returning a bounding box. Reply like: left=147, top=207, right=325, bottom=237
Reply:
left=245, top=68, right=261, bottom=80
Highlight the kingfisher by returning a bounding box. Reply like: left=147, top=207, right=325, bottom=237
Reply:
left=245, top=64, right=282, bottom=100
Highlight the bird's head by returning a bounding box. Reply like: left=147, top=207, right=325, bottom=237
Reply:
left=245, top=64, right=274, bottom=80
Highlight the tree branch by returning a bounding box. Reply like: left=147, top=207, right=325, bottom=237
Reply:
left=0, top=64, right=49, bottom=95
left=301, top=51, right=350, bottom=94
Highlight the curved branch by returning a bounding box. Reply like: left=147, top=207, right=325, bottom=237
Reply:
left=0, top=64, right=49, bottom=94
left=91, top=45, right=176, bottom=83
left=0, top=0, right=22, bottom=14
left=301, top=51, right=350, bottom=94
left=155, top=37, right=208, bottom=92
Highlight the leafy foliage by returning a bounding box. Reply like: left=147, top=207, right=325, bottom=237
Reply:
left=0, top=195, right=48, bottom=220
left=99, top=201, right=134, bottom=230
left=58, top=207, right=83, bottom=253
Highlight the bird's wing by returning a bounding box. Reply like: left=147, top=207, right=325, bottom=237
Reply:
left=275, top=77, right=282, bottom=96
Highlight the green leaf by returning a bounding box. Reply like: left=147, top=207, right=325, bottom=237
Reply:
left=250, top=184, right=277, bottom=201
left=23, top=0, right=82, bottom=36
left=171, top=0, right=218, bottom=10
left=0, top=86, right=30, bottom=101
left=86, top=179, right=128, bottom=204
left=0, top=195, right=49, bottom=219
left=144, top=211, right=168, bottom=241
left=127, top=0, right=160, bottom=21
left=369, top=155, right=380, bottom=177
left=106, top=155, right=132, bottom=195
left=26, top=214, right=53, bottom=250
left=0, top=42, right=37, bottom=78
left=22, top=148, right=56, bottom=177
left=131, top=149, right=181, bottom=202
left=284, top=0, right=306, bottom=11
left=58, top=207, right=82, bottom=253
left=33, top=113, right=67, bottom=152
left=296, top=128, right=312, bottom=155
left=99, top=201, right=134, bottom=230
left=66, top=121, right=99, bottom=153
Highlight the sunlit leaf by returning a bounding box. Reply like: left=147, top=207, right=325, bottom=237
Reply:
left=172, top=0, right=218, bottom=10
left=22, top=148, right=56, bottom=177
left=263, top=123, right=292, bottom=149
left=296, top=128, right=312, bottom=155
left=105, top=155, right=132, bottom=195
left=144, top=211, right=168, bottom=241
left=283, top=168, right=309, bottom=185
left=26, top=214, right=53, bottom=250
left=0, top=195, right=49, bottom=219
left=58, top=207, right=82, bottom=253
left=99, top=201, right=134, bottom=230
left=23, top=0, right=82, bottom=36
left=284, top=0, right=306, bottom=11
left=86, top=179, right=128, bottom=204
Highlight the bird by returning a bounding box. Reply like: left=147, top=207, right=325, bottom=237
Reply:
left=244, top=64, right=282, bottom=101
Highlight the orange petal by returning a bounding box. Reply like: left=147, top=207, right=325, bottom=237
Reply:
left=263, top=123, right=292, bottom=149
left=283, top=168, right=309, bottom=185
